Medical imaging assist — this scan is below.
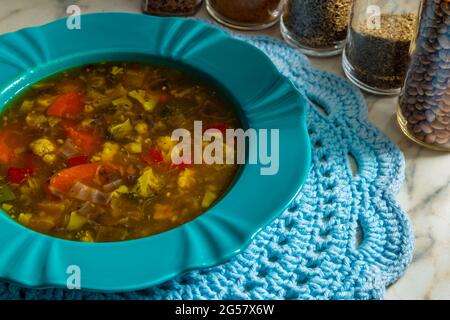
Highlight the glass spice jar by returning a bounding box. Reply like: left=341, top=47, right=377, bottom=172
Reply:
left=342, top=0, right=422, bottom=95
left=206, top=0, right=284, bottom=30
left=142, top=0, right=203, bottom=16
left=397, top=0, right=450, bottom=151
left=280, top=0, right=353, bottom=57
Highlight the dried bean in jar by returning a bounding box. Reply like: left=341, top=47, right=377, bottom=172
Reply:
left=398, top=0, right=450, bottom=151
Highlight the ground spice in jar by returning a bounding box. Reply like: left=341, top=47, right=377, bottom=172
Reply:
left=282, top=0, right=353, bottom=49
left=207, top=0, right=283, bottom=24
left=345, top=14, right=418, bottom=90
left=398, top=0, right=450, bottom=150
left=142, top=0, right=203, bottom=16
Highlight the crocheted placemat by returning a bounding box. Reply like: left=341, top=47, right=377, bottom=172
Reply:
left=0, top=35, right=414, bottom=300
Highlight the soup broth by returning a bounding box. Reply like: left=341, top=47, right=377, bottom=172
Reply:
left=0, top=62, right=240, bottom=242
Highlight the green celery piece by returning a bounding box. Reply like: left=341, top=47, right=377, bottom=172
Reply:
left=0, top=185, right=16, bottom=203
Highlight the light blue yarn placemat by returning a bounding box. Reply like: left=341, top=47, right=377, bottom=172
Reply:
left=0, top=35, right=414, bottom=300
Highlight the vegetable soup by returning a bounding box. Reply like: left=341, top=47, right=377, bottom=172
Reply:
left=0, top=62, right=240, bottom=242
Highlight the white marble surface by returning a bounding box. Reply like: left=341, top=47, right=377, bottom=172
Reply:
left=0, top=0, right=449, bottom=300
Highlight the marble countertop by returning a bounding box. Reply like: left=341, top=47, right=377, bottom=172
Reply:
left=1, top=0, right=449, bottom=300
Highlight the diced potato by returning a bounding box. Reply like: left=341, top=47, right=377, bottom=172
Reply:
left=66, top=212, right=87, bottom=231
left=80, top=118, right=94, bottom=128
left=90, top=154, right=101, bottom=162
left=125, top=142, right=142, bottom=154
left=26, top=113, right=47, bottom=128
left=18, top=213, right=32, bottom=225
left=80, top=231, right=94, bottom=242
left=30, top=138, right=55, bottom=157
left=128, top=90, right=158, bottom=112
left=111, top=185, right=129, bottom=198
left=135, top=122, right=148, bottom=135
left=157, top=136, right=174, bottom=152
left=201, top=190, right=218, bottom=208
left=101, top=142, right=120, bottom=161
left=178, top=169, right=195, bottom=188
left=36, top=94, right=56, bottom=108
left=20, top=100, right=34, bottom=113
left=1, top=203, right=13, bottom=212
left=43, top=153, right=57, bottom=164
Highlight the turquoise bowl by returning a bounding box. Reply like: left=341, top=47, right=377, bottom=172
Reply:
left=0, top=13, right=310, bottom=291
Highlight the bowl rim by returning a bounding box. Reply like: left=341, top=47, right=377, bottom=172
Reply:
left=0, top=12, right=311, bottom=292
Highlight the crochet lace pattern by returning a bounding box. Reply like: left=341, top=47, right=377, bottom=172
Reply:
left=0, top=36, right=414, bottom=300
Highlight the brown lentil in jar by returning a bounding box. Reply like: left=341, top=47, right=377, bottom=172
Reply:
left=398, top=0, right=450, bottom=151
left=206, top=0, right=284, bottom=30
left=142, top=0, right=203, bottom=16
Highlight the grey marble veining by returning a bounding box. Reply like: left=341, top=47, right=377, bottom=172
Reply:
left=0, top=0, right=449, bottom=300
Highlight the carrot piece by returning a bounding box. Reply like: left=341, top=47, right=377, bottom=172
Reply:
left=0, top=126, right=29, bottom=165
left=47, top=92, right=84, bottom=118
left=64, top=123, right=101, bottom=154
left=49, top=162, right=102, bottom=193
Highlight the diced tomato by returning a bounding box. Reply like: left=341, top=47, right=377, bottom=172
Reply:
left=67, top=155, right=89, bottom=167
left=7, top=167, right=33, bottom=184
left=142, top=147, right=164, bottom=165
left=63, top=123, right=101, bottom=154
left=47, top=92, right=84, bottom=118
left=49, top=162, right=102, bottom=193
left=204, top=124, right=227, bottom=134
left=141, top=147, right=192, bottom=169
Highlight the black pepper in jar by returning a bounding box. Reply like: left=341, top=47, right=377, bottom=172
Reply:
left=344, top=14, right=418, bottom=92
left=142, top=0, right=203, bottom=17
left=280, top=0, right=353, bottom=56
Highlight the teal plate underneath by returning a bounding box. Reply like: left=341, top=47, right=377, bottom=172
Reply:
left=0, top=13, right=310, bottom=291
